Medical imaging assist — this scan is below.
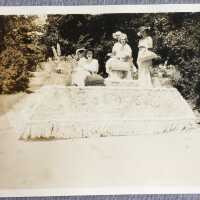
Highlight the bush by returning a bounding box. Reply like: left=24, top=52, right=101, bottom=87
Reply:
left=0, top=16, right=46, bottom=94
left=0, top=47, right=29, bottom=94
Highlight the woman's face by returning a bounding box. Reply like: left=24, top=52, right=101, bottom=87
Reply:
left=86, top=52, right=93, bottom=60
left=120, top=39, right=126, bottom=45
left=78, top=52, right=85, bottom=58
left=139, top=30, right=147, bottom=38
left=116, top=35, right=121, bottom=42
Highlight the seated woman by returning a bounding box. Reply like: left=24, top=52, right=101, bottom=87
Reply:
left=76, top=48, right=87, bottom=67
left=84, top=50, right=104, bottom=86
left=106, top=33, right=137, bottom=80
left=112, top=31, right=123, bottom=57
left=71, top=48, right=88, bottom=86
left=72, top=49, right=103, bottom=86
left=83, top=50, right=99, bottom=73
left=106, top=31, right=122, bottom=74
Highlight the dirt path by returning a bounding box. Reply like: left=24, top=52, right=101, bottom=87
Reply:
left=1, top=124, right=200, bottom=191
left=0, top=67, right=49, bottom=117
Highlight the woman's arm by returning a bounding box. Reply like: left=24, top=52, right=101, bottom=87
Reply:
left=147, top=37, right=153, bottom=48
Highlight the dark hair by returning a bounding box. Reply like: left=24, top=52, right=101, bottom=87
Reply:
left=86, top=49, right=94, bottom=54
left=78, top=49, right=85, bottom=54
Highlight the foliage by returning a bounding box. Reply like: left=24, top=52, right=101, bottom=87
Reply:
left=0, top=15, right=46, bottom=93
left=0, top=47, right=29, bottom=93
left=152, top=13, right=200, bottom=106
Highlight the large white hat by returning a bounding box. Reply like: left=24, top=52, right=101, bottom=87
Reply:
left=112, top=31, right=122, bottom=39
left=115, top=31, right=122, bottom=36
left=138, top=26, right=151, bottom=33
left=75, top=48, right=86, bottom=55
left=120, top=33, right=127, bottom=40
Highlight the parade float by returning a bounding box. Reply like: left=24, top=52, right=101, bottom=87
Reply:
left=6, top=44, right=197, bottom=140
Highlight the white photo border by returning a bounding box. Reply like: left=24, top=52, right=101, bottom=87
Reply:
left=0, top=3, right=200, bottom=197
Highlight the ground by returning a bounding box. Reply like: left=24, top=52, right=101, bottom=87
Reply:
left=1, top=117, right=200, bottom=192
left=0, top=68, right=200, bottom=195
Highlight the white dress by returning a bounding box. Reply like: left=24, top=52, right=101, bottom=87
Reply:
left=83, top=59, right=99, bottom=73
left=106, top=43, right=135, bottom=77
left=106, top=42, right=122, bottom=73
left=137, top=36, right=157, bottom=87
left=112, top=42, right=122, bottom=55
left=115, top=43, right=132, bottom=60
left=72, top=57, right=90, bottom=86
left=72, top=58, right=99, bottom=86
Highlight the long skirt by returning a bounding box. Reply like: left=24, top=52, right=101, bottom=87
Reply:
left=137, top=50, right=153, bottom=88
left=137, top=60, right=152, bottom=87
left=137, top=48, right=159, bottom=87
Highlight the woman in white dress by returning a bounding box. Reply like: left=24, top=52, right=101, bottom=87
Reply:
left=71, top=48, right=89, bottom=86
left=106, top=31, right=122, bottom=74
left=83, top=50, right=105, bottom=85
left=115, top=33, right=134, bottom=79
left=137, top=26, right=159, bottom=87
left=83, top=50, right=99, bottom=73
left=72, top=49, right=100, bottom=86
left=112, top=31, right=123, bottom=56
left=106, top=33, right=136, bottom=79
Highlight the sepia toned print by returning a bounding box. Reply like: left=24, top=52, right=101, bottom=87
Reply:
left=0, top=10, right=200, bottom=196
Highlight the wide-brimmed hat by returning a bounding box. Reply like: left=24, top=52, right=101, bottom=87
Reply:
left=75, top=48, right=86, bottom=55
left=112, top=31, right=122, bottom=39
left=120, top=33, right=127, bottom=40
left=138, top=26, right=151, bottom=33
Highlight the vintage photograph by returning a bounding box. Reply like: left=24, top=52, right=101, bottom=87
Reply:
left=1, top=6, right=200, bottom=196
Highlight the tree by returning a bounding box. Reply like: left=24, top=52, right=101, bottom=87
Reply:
left=0, top=15, right=46, bottom=93
left=152, top=13, right=200, bottom=106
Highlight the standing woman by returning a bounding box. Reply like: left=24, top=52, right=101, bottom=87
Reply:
left=137, top=26, right=159, bottom=87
